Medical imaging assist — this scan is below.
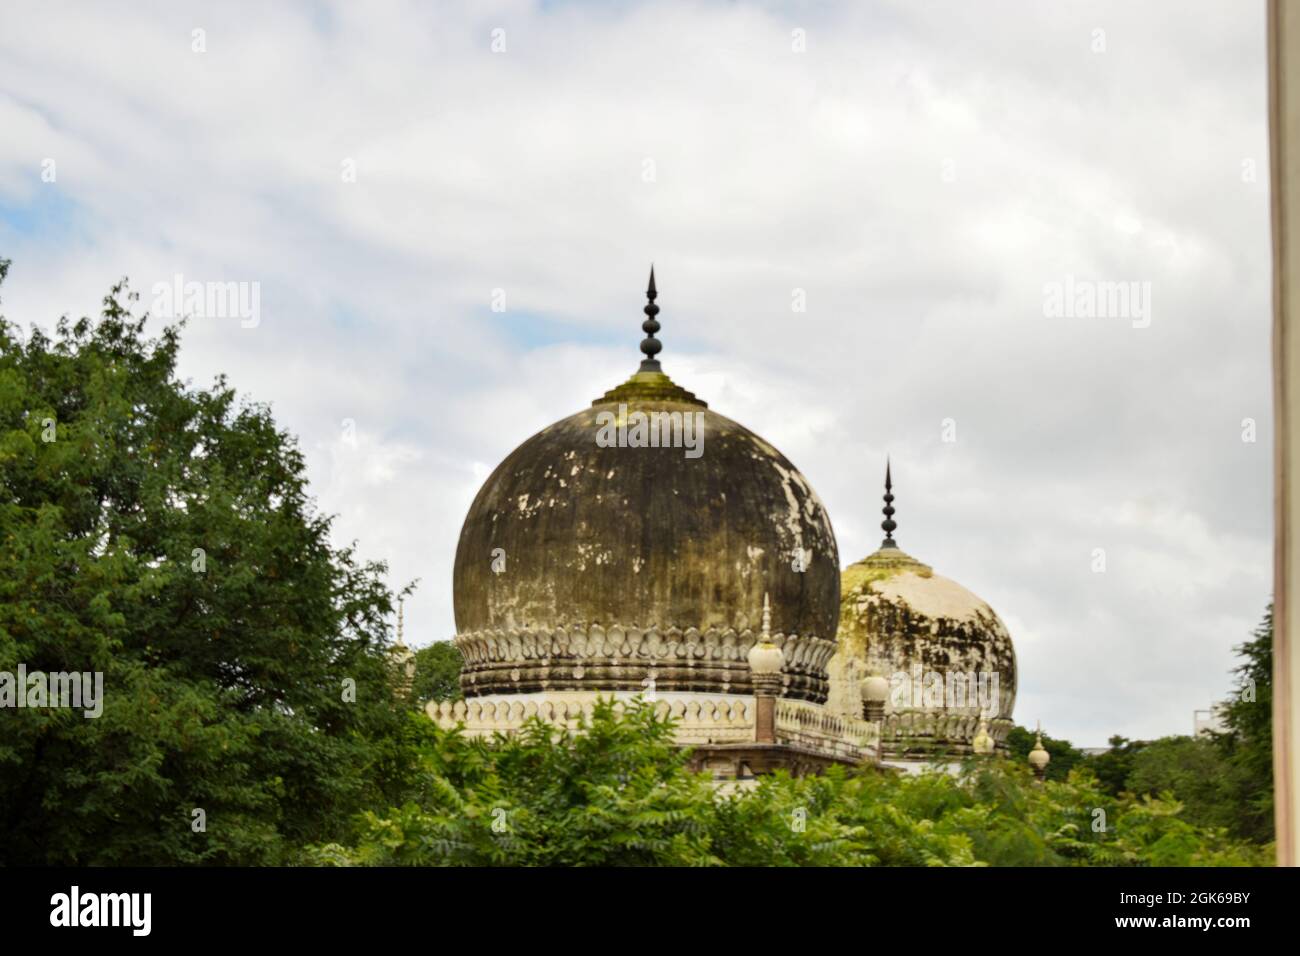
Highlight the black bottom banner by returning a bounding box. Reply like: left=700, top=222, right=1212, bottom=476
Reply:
left=0, top=865, right=1292, bottom=942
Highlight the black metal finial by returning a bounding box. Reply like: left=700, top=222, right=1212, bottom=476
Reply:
left=880, top=458, right=898, bottom=548
left=639, top=265, right=662, bottom=372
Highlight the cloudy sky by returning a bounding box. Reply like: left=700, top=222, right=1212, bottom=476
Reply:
left=0, top=0, right=1272, bottom=746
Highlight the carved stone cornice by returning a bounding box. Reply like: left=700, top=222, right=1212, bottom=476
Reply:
left=454, top=623, right=837, bottom=702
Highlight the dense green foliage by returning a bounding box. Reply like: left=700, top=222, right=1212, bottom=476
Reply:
left=0, top=267, right=417, bottom=864
left=412, top=641, right=463, bottom=703
left=1087, top=734, right=1149, bottom=796
left=1123, top=735, right=1239, bottom=833
left=1213, top=605, right=1274, bottom=842
left=312, top=699, right=1269, bottom=867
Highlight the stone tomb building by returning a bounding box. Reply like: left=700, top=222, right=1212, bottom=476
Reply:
left=428, top=273, right=1018, bottom=777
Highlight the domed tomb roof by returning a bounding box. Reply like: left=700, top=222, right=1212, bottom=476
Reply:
left=453, top=270, right=840, bottom=701
left=825, top=464, right=1017, bottom=754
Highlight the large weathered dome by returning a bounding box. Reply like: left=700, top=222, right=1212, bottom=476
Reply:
left=453, top=352, right=840, bottom=702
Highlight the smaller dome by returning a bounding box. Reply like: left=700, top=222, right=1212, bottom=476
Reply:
left=825, top=465, right=1017, bottom=757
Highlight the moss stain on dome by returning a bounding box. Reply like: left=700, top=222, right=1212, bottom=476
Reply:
left=826, top=545, right=1018, bottom=738
left=836, top=549, right=933, bottom=661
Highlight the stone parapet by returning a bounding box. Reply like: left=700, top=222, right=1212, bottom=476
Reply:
left=426, top=691, right=877, bottom=767
left=775, top=698, right=880, bottom=762
left=881, top=710, right=1015, bottom=757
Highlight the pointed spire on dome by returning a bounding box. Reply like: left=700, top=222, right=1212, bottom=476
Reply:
left=880, top=458, right=898, bottom=548
left=762, top=591, right=772, bottom=641
left=591, top=266, right=706, bottom=406
left=638, top=264, right=663, bottom=372
left=396, top=598, right=406, bottom=648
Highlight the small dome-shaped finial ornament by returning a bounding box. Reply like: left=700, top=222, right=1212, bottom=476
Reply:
left=638, top=265, right=663, bottom=372
left=860, top=668, right=890, bottom=722
left=880, top=458, right=898, bottom=548
left=748, top=592, right=784, bottom=677
left=1028, top=721, right=1051, bottom=779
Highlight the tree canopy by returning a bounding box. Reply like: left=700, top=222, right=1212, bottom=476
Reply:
left=0, top=266, right=417, bottom=864
left=412, top=641, right=463, bottom=704
left=312, top=699, right=1269, bottom=867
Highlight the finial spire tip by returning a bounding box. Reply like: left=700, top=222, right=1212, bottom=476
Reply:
left=880, top=458, right=898, bottom=548
left=638, top=265, right=663, bottom=371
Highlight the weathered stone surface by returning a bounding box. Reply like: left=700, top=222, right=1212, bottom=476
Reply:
left=452, top=371, right=840, bottom=701
left=826, top=545, right=1018, bottom=755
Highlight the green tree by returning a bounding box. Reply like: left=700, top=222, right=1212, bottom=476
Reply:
left=1084, top=735, right=1149, bottom=796
left=1123, top=735, right=1235, bottom=831
left=1212, top=604, right=1274, bottom=842
left=0, top=266, right=416, bottom=864
left=312, top=699, right=724, bottom=866
left=315, top=701, right=1270, bottom=867
left=412, top=641, right=463, bottom=703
